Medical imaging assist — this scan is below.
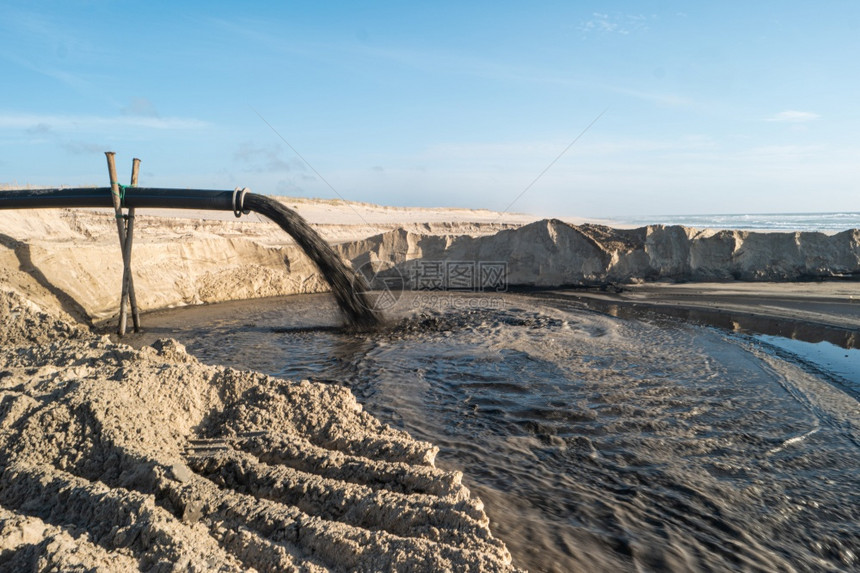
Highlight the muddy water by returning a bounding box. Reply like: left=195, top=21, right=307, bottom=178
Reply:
left=132, top=292, right=860, bottom=572
left=244, top=193, right=380, bottom=328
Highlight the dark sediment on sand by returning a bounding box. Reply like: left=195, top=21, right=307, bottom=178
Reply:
left=528, top=282, right=860, bottom=349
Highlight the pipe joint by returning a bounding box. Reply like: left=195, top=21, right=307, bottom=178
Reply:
left=233, top=187, right=250, bottom=218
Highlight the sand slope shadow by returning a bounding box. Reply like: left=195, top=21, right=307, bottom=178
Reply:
left=0, top=233, right=94, bottom=328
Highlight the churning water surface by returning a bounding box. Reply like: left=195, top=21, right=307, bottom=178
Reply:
left=135, top=292, right=860, bottom=572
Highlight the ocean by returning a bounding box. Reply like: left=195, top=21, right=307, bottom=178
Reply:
left=134, top=291, right=860, bottom=572
left=615, top=212, right=860, bottom=232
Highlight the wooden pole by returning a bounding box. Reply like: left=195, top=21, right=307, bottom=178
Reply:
left=105, top=152, right=130, bottom=336
left=125, top=157, right=141, bottom=332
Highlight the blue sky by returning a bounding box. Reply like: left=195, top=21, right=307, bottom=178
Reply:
left=1, top=1, right=858, bottom=218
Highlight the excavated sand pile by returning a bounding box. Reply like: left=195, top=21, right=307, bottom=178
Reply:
left=0, top=289, right=519, bottom=572
left=0, top=207, right=521, bottom=322
left=349, top=220, right=860, bottom=287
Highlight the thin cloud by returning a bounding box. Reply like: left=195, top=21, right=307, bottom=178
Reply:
left=607, top=85, right=692, bottom=107
left=0, top=49, right=88, bottom=90
left=579, top=12, right=651, bottom=35
left=766, top=110, right=820, bottom=123
left=121, top=97, right=160, bottom=118
left=234, top=141, right=305, bottom=173
left=25, top=122, right=52, bottom=135
left=59, top=140, right=106, bottom=155
left=0, top=112, right=209, bottom=130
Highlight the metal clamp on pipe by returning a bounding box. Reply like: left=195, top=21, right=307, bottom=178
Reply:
left=233, top=187, right=250, bottom=218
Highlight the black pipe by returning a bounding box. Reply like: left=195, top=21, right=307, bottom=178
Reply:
left=0, top=186, right=381, bottom=328
left=0, top=187, right=235, bottom=211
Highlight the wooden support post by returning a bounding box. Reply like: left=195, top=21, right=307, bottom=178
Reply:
left=125, top=157, right=141, bottom=332
left=105, top=152, right=131, bottom=336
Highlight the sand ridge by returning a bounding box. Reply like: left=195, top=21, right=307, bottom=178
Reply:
left=2, top=202, right=857, bottom=324
left=0, top=204, right=527, bottom=322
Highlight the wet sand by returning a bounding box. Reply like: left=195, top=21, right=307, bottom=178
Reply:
left=535, top=281, right=860, bottom=349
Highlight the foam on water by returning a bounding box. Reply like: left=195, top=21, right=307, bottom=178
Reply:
left=134, top=292, right=860, bottom=572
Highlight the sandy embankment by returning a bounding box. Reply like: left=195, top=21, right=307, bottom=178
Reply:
left=1, top=200, right=857, bottom=323
left=0, top=289, right=520, bottom=571
left=0, top=203, right=535, bottom=323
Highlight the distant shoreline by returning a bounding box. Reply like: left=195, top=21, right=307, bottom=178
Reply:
left=611, top=211, right=860, bottom=234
